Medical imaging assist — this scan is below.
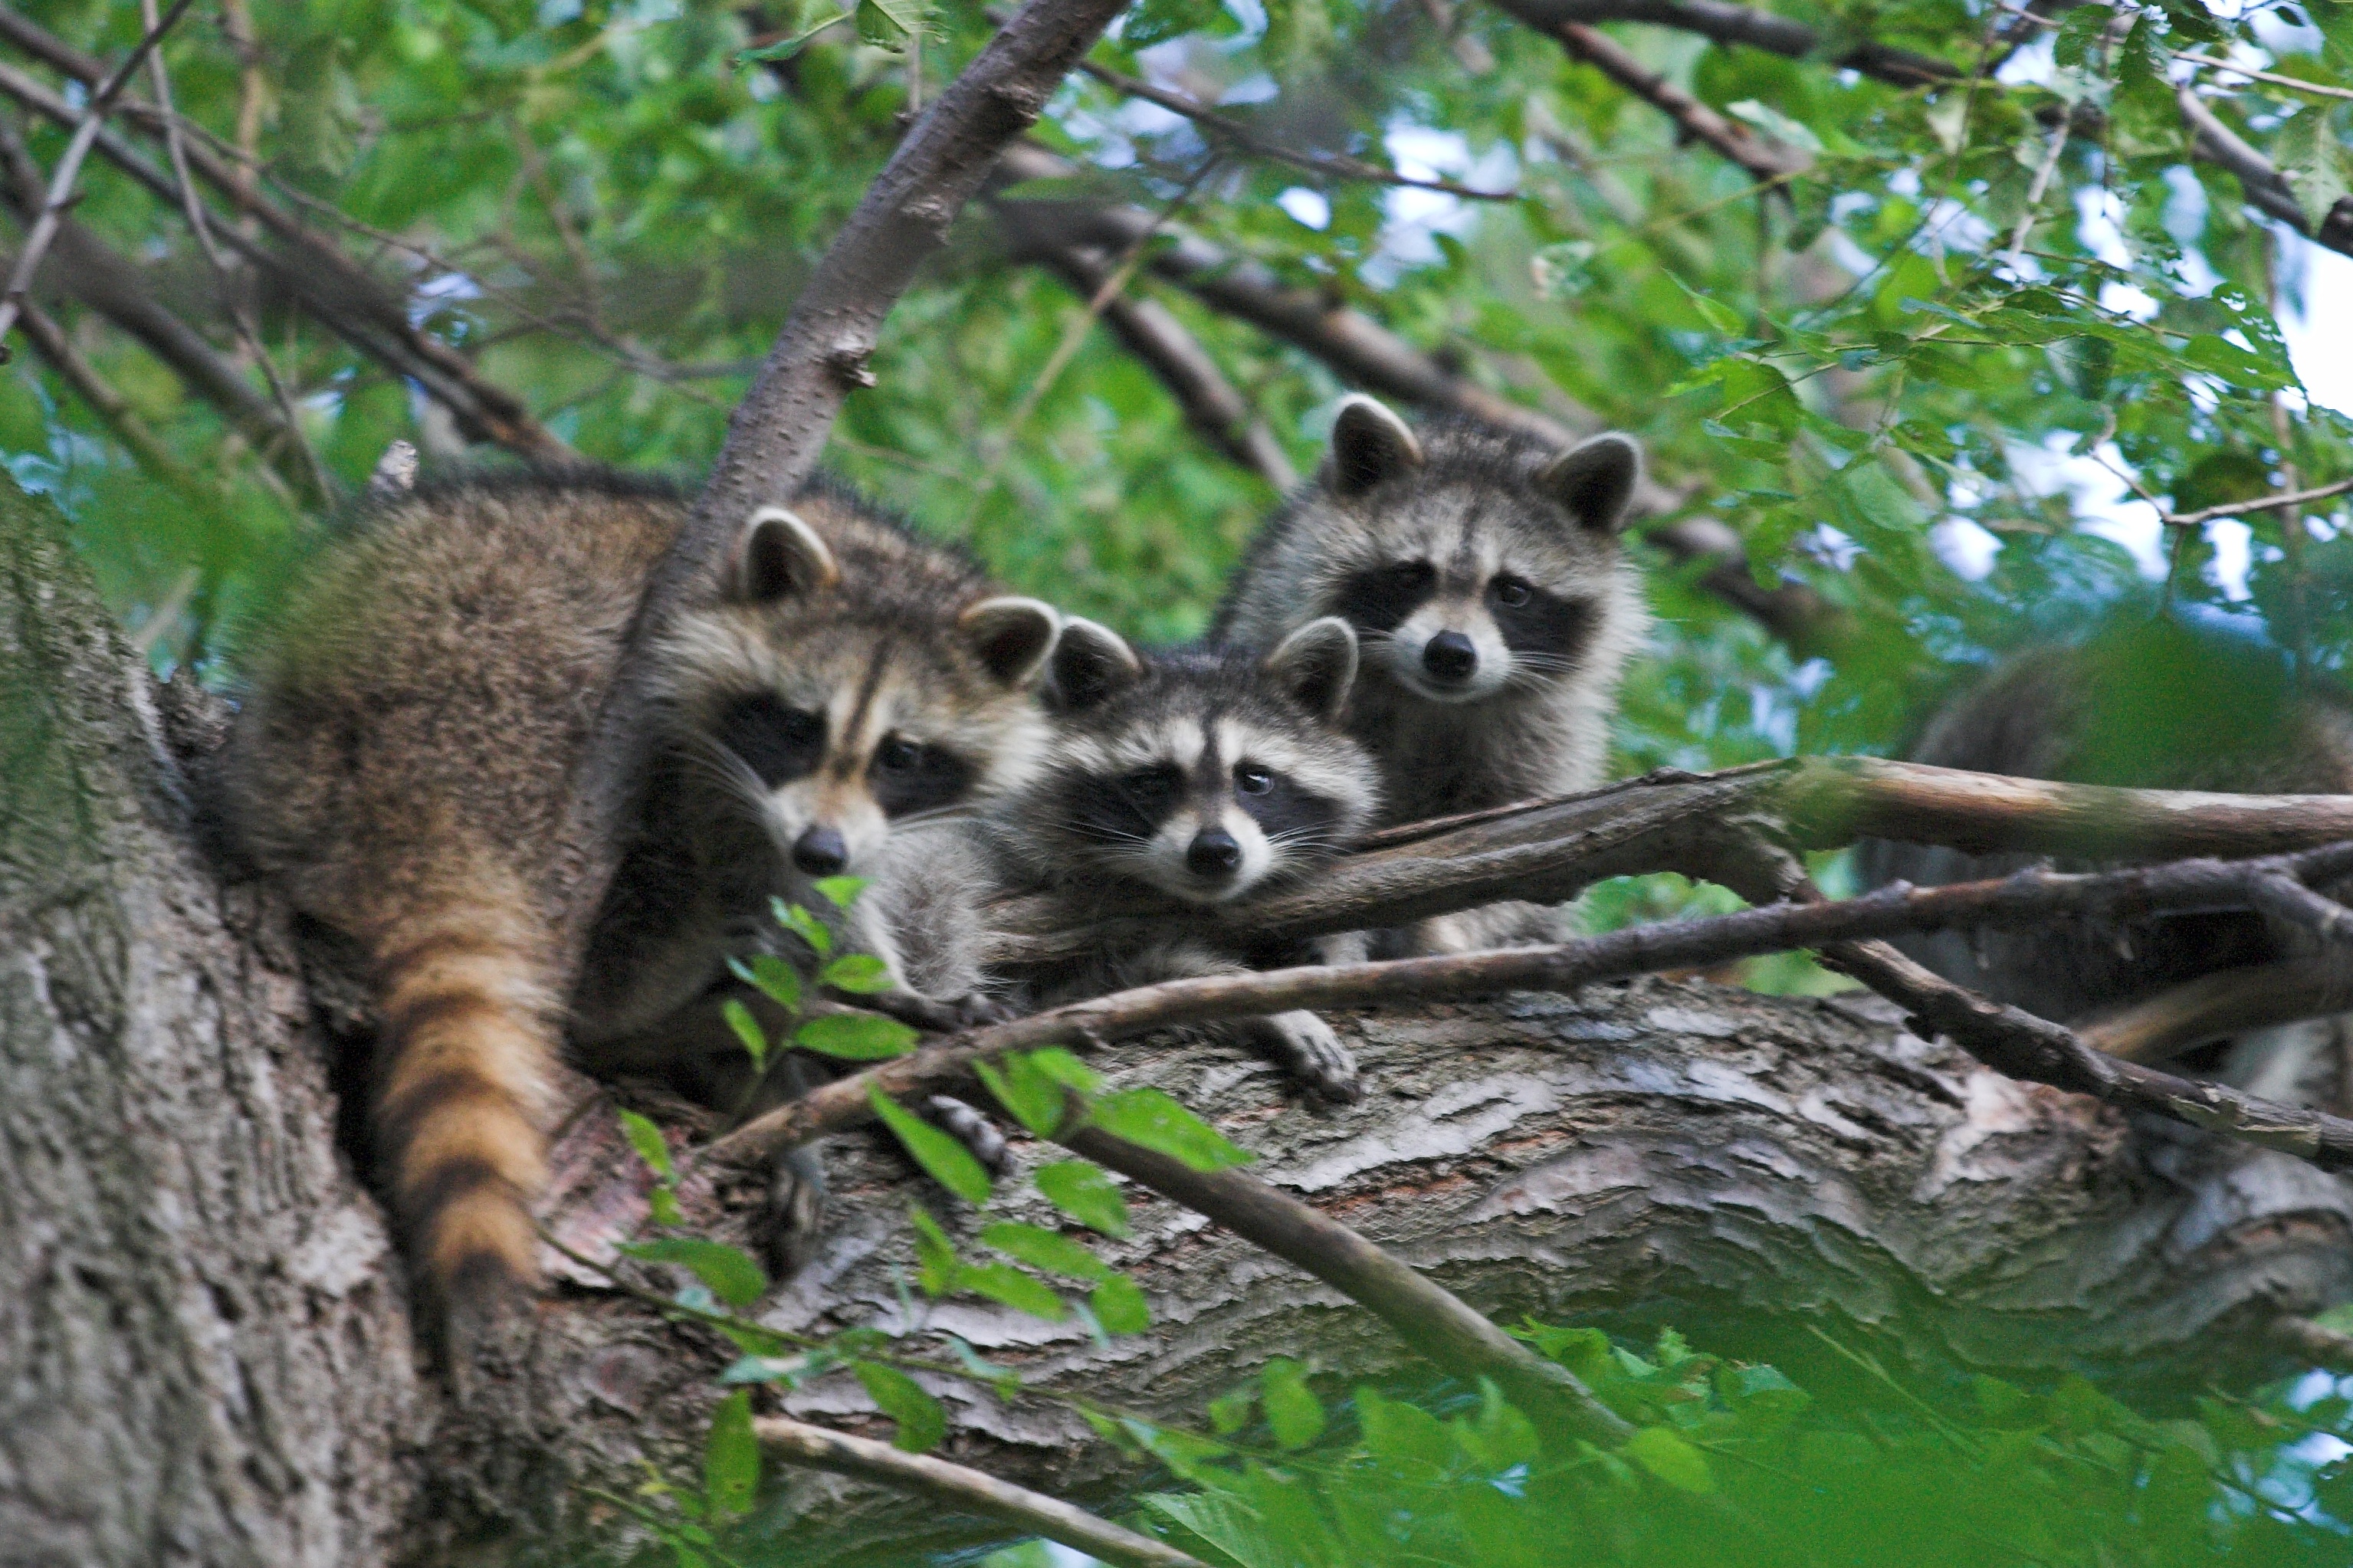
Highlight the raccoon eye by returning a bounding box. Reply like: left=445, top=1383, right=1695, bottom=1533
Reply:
left=1491, top=576, right=1533, bottom=608
left=717, top=694, right=827, bottom=788
left=877, top=736, right=924, bottom=772
left=1234, top=765, right=1274, bottom=795
left=1120, top=768, right=1183, bottom=807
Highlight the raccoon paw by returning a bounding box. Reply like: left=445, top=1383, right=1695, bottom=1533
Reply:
left=924, top=1094, right=1009, bottom=1171
left=1248, top=1009, right=1361, bottom=1104
left=752, top=1142, right=829, bottom=1278
left=940, top=992, right=1017, bottom=1030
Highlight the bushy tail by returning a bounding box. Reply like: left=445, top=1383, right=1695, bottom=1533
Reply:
left=369, top=907, right=558, bottom=1308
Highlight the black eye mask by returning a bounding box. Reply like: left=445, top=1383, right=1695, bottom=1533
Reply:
left=870, top=736, right=977, bottom=817
left=717, top=694, right=828, bottom=787
left=1331, top=559, right=1439, bottom=634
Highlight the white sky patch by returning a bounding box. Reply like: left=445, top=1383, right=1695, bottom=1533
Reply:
left=2007, top=434, right=2170, bottom=578
left=1363, top=123, right=1515, bottom=284
left=2276, top=224, right=2353, bottom=416
left=1932, top=516, right=2003, bottom=580
left=2209, top=518, right=2254, bottom=601
left=1277, top=187, right=1331, bottom=230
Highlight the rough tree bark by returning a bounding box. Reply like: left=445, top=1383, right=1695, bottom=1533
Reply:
left=8, top=479, right=2353, bottom=1565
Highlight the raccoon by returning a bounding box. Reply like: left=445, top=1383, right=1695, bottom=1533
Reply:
left=1858, top=617, right=2353, bottom=1096
left=1215, top=395, right=1649, bottom=954
left=979, top=616, right=1383, bottom=1100
left=224, top=471, right=1058, bottom=1317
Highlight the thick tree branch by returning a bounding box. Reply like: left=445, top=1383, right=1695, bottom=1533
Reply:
left=2081, top=957, right=2353, bottom=1064
left=550, top=0, right=1131, bottom=973
left=991, top=144, right=1842, bottom=647
left=756, top=1416, right=1209, bottom=1568
left=2174, top=85, right=2353, bottom=256
left=1063, top=1126, right=1634, bottom=1444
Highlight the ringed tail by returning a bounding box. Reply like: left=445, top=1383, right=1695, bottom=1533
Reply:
left=369, top=905, right=560, bottom=1306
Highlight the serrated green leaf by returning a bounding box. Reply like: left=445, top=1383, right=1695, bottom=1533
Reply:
left=1625, top=1425, right=1715, bottom=1493
left=1675, top=275, right=1747, bottom=336
left=619, top=1238, right=771, bottom=1308
left=819, top=953, right=894, bottom=993
left=973, top=1051, right=1072, bottom=1138
left=796, top=1012, right=919, bottom=1059
left=855, top=0, right=910, bottom=48
left=619, top=1108, right=677, bottom=1183
left=2273, top=107, right=2353, bottom=231
left=1090, top=1274, right=1150, bottom=1334
left=773, top=898, right=832, bottom=956
left=1087, top=1088, right=1252, bottom=1172
left=728, top=953, right=803, bottom=1015
left=704, top=1390, right=760, bottom=1518
left=980, top=1220, right=1110, bottom=1280
left=720, top=997, right=769, bottom=1073
left=1034, top=1159, right=1131, bottom=1237
left=855, top=1361, right=947, bottom=1452
left=1261, top=1358, right=1326, bottom=1450
left=870, top=1086, right=992, bottom=1202
left=957, top=1262, right=1067, bottom=1319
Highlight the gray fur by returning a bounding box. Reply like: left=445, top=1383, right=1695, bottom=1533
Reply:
left=1215, top=399, right=1649, bottom=953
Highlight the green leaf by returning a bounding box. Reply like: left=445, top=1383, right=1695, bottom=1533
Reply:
left=2051, top=3, right=2110, bottom=70
left=973, top=1051, right=1074, bottom=1138
left=1025, top=1048, right=1104, bottom=1093
left=1452, top=1378, right=1541, bottom=1471
left=812, top=875, right=870, bottom=908
left=728, top=953, right=803, bottom=1015
left=854, top=0, right=911, bottom=48
left=720, top=998, right=769, bottom=1074
left=739, top=10, right=852, bottom=61
left=1725, top=98, right=1821, bottom=154
left=1034, top=1160, right=1131, bottom=1237
left=618, top=1238, right=771, bottom=1308
left=957, top=1262, right=1068, bottom=1320
left=2273, top=107, right=2353, bottom=231
left=1261, top=1358, right=1326, bottom=1450
left=1208, top=1385, right=1256, bottom=1435
left=855, top=1362, right=947, bottom=1453
left=819, top=953, right=894, bottom=994
left=1087, top=1088, right=1252, bottom=1172
left=980, top=1220, right=1110, bottom=1280
left=869, top=1085, right=992, bottom=1202
left=773, top=898, right=832, bottom=956
left=1674, top=275, right=1747, bottom=337
left=796, top=1012, right=920, bottom=1060
left=704, top=1390, right=760, bottom=1518
left=909, top=1202, right=961, bottom=1296
left=648, top=1186, right=684, bottom=1226
left=1625, top=1425, right=1716, bottom=1494
left=619, top=1108, right=677, bottom=1183
left=1090, top=1275, right=1151, bottom=1334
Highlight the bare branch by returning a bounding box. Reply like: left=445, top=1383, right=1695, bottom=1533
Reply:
left=550, top=0, right=1131, bottom=976
left=0, top=0, right=196, bottom=355
left=2247, top=871, right=2353, bottom=948
left=1499, top=7, right=1811, bottom=181
left=756, top=1415, right=1210, bottom=1568
left=1501, top=0, right=1955, bottom=86
left=1062, top=1125, right=1633, bottom=1444
left=2165, top=476, right=2353, bottom=529
left=2079, top=957, right=2353, bottom=1064
left=1074, top=58, right=1518, bottom=198
left=11, top=299, right=193, bottom=490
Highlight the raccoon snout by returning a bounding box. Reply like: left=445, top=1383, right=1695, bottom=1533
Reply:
left=1186, top=828, right=1243, bottom=879
left=1421, top=631, right=1478, bottom=683
left=793, top=824, right=849, bottom=875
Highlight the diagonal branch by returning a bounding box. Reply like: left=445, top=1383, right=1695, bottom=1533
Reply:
left=1074, top=58, right=1518, bottom=198
left=0, top=0, right=195, bottom=353
left=757, top=1415, right=1210, bottom=1568
left=2079, top=956, right=2353, bottom=1064
left=11, top=297, right=196, bottom=491
left=548, top=0, right=1132, bottom=975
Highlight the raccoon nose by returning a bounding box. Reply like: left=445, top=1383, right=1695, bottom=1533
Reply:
left=1186, top=828, right=1242, bottom=879
left=1423, top=631, right=1478, bottom=682
left=792, top=825, right=848, bottom=876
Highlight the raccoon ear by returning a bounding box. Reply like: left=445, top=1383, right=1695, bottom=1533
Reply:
left=959, top=596, right=1060, bottom=689
left=1263, top=615, right=1359, bottom=724
left=1537, top=432, right=1643, bottom=533
left=1050, top=616, right=1144, bottom=710
left=1326, top=395, right=1424, bottom=497
left=732, top=507, right=840, bottom=602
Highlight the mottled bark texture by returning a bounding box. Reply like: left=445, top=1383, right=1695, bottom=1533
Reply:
left=6, top=482, right=2353, bottom=1565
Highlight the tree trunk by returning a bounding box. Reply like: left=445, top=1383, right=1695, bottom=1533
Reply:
left=6, top=478, right=2351, bottom=1566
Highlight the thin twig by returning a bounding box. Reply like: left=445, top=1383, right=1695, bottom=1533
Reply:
left=757, top=1415, right=1209, bottom=1568
left=1528, top=12, right=1812, bottom=182
left=11, top=297, right=194, bottom=490
left=2164, top=476, right=2353, bottom=529
left=1075, top=58, right=1517, bottom=198
left=2177, top=52, right=2353, bottom=104
left=136, top=0, right=331, bottom=507
left=2002, top=117, right=2069, bottom=274
left=0, top=0, right=197, bottom=356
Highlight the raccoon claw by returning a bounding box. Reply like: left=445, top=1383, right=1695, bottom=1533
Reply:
left=1250, top=1010, right=1361, bottom=1104
left=752, top=1143, right=829, bottom=1278
left=924, top=1094, right=1009, bottom=1171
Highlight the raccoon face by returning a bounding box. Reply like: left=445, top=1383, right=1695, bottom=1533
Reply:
left=1317, top=398, right=1642, bottom=706
left=658, top=506, right=1059, bottom=877
left=1023, top=618, right=1377, bottom=904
